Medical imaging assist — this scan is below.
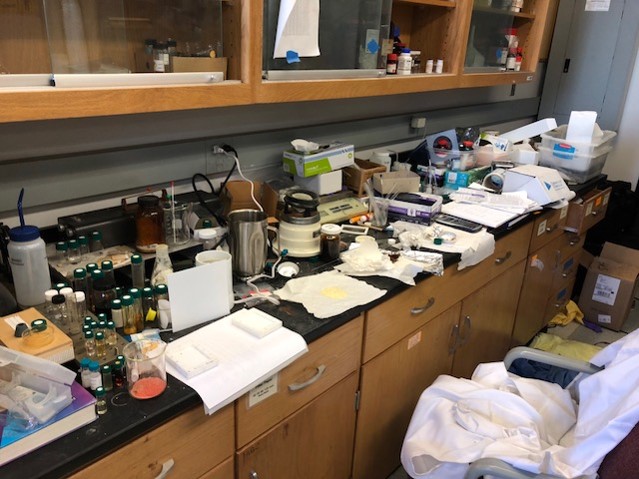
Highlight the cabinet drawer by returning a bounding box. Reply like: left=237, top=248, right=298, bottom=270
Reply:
left=236, top=316, right=363, bottom=447
left=199, top=457, right=234, bottom=479
left=565, top=187, right=612, bottom=234
left=69, top=405, right=234, bottom=479
left=555, top=232, right=585, bottom=264
left=552, top=251, right=580, bottom=291
left=529, top=207, right=569, bottom=253
left=543, top=285, right=572, bottom=326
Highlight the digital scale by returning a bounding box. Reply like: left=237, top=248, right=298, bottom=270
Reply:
left=317, top=196, right=368, bottom=224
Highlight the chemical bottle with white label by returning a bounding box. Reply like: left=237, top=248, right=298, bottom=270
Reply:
left=397, top=48, right=412, bottom=75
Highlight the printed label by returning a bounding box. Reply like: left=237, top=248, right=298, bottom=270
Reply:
left=537, top=219, right=547, bottom=237
left=592, top=274, right=620, bottom=306
left=598, top=314, right=612, bottom=324
left=248, top=374, right=278, bottom=408
left=560, top=206, right=568, bottom=219
left=604, top=192, right=611, bottom=205
left=407, top=331, right=422, bottom=350
left=586, top=202, right=593, bottom=216
left=4, top=315, right=26, bottom=331
left=595, top=196, right=602, bottom=207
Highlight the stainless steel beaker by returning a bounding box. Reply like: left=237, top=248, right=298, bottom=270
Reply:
left=227, top=209, right=268, bottom=279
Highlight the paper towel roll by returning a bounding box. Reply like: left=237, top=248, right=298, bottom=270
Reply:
left=483, top=168, right=506, bottom=192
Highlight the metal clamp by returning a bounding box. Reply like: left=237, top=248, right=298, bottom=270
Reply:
left=288, top=365, right=326, bottom=391
left=411, top=297, right=435, bottom=315
left=495, top=251, right=512, bottom=265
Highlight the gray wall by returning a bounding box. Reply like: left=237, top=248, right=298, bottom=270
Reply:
left=0, top=68, right=544, bottom=224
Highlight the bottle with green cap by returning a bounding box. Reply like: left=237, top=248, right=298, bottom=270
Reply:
left=129, top=288, right=144, bottom=332
left=95, top=386, right=108, bottom=415
left=101, top=364, right=113, bottom=391
left=106, top=320, right=117, bottom=346
left=91, top=269, right=116, bottom=319
left=73, top=268, right=88, bottom=296
left=79, top=357, right=91, bottom=388
left=111, top=298, right=124, bottom=328
left=78, top=235, right=90, bottom=256
left=130, top=254, right=145, bottom=289
left=101, top=260, right=115, bottom=287
left=84, top=329, right=96, bottom=357
left=121, top=295, right=137, bottom=335
left=55, top=241, right=68, bottom=263
left=68, top=238, right=81, bottom=264
left=90, top=230, right=104, bottom=252
left=142, top=286, right=157, bottom=328
left=89, top=361, right=101, bottom=390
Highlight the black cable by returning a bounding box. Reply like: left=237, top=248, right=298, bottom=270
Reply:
left=217, top=144, right=238, bottom=195
left=191, top=173, right=226, bottom=225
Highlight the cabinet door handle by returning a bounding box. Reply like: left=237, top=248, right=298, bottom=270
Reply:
left=591, top=210, right=598, bottom=216
left=460, top=315, right=472, bottom=345
left=495, top=251, right=512, bottom=265
left=249, top=471, right=259, bottom=479
left=288, top=364, right=326, bottom=391
left=154, top=458, right=175, bottom=479
left=411, top=297, right=435, bottom=315
left=569, top=236, right=580, bottom=246
left=546, top=224, right=558, bottom=233
left=562, top=269, right=574, bottom=278
left=448, top=324, right=460, bottom=355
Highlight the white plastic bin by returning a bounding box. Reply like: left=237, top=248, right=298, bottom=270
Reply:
left=540, top=124, right=616, bottom=159
left=538, top=146, right=611, bottom=184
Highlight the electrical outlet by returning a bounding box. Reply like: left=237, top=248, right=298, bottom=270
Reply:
left=206, top=144, right=236, bottom=175
left=411, top=116, right=426, bottom=129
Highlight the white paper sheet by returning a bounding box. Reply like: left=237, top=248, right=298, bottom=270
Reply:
left=441, top=202, right=522, bottom=229
left=167, top=263, right=231, bottom=332
left=273, top=0, right=320, bottom=59
left=166, top=309, right=308, bottom=415
left=566, top=111, right=597, bottom=143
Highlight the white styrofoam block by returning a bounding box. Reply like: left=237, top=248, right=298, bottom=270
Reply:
left=231, top=309, right=283, bottom=339
left=294, top=169, right=342, bottom=195
left=166, top=343, right=219, bottom=379
left=500, top=118, right=558, bottom=144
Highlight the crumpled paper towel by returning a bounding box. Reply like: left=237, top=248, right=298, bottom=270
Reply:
left=274, top=270, right=386, bottom=319
left=393, top=220, right=495, bottom=270
left=291, top=139, right=320, bottom=153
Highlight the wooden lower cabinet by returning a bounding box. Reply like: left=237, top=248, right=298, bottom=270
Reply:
left=452, top=259, right=526, bottom=378
left=68, top=404, right=234, bottom=479
left=352, top=304, right=460, bottom=479
left=236, top=373, right=359, bottom=479
left=199, top=457, right=234, bottom=479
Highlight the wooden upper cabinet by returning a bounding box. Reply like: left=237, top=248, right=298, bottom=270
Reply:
left=0, top=0, right=252, bottom=123
left=459, top=0, right=553, bottom=87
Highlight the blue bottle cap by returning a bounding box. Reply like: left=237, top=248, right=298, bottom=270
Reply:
left=9, top=225, right=40, bottom=242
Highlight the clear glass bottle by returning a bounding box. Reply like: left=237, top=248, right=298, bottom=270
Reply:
left=55, top=241, right=68, bottom=263
left=136, top=196, right=164, bottom=253
left=95, top=386, right=108, bottom=415
left=50, top=294, right=68, bottom=326
left=84, top=330, right=96, bottom=357
left=142, top=286, right=157, bottom=328
left=90, top=231, right=104, bottom=252
left=95, top=331, right=107, bottom=359
left=153, top=41, right=169, bottom=73
left=151, top=244, right=173, bottom=286
left=68, top=291, right=86, bottom=335
left=320, top=224, right=342, bottom=261
left=130, top=253, right=145, bottom=289
left=44, top=289, right=58, bottom=316
left=89, top=362, right=102, bottom=390
left=111, top=298, right=124, bottom=328
left=67, top=239, right=81, bottom=264
left=98, top=319, right=107, bottom=335
left=144, top=38, right=157, bottom=72
left=101, top=260, right=116, bottom=288
left=73, top=268, right=88, bottom=295
left=101, top=364, right=113, bottom=391
left=80, top=357, right=92, bottom=388
left=129, top=288, right=144, bottom=332
left=121, top=295, right=137, bottom=335
left=78, top=235, right=90, bottom=256
left=116, top=354, right=127, bottom=381
left=91, top=269, right=116, bottom=319
left=106, top=320, right=117, bottom=347
left=85, top=262, right=98, bottom=311
left=155, top=284, right=169, bottom=302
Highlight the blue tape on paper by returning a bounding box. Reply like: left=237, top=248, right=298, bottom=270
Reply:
left=286, top=50, right=301, bottom=64
left=367, top=39, right=380, bottom=54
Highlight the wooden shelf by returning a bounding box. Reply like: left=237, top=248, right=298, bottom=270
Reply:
left=472, top=6, right=535, bottom=20
left=459, top=70, right=535, bottom=88
left=394, top=0, right=456, bottom=7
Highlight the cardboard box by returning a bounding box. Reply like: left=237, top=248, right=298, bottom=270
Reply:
left=387, top=193, right=442, bottom=224
left=221, top=180, right=263, bottom=217
left=578, top=243, right=639, bottom=331
left=343, top=159, right=387, bottom=196
left=373, top=170, right=420, bottom=194
left=283, top=143, right=355, bottom=177
left=172, top=57, right=228, bottom=80
left=444, top=166, right=491, bottom=190
left=502, top=165, right=571, bottom=205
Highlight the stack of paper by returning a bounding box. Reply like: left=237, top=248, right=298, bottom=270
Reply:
left=165, top=309, right=308, bottom=415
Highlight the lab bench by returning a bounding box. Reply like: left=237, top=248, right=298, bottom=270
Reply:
left=1, top=179, right=609, bottom=479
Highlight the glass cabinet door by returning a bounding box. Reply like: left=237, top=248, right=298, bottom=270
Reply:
left=263, top=0, right=393, bottom=80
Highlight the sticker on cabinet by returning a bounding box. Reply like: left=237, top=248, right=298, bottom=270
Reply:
left=248, top=374, right=279, bottom=408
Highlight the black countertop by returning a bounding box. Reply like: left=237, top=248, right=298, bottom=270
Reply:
left=0, top=208, right=548, bottom=479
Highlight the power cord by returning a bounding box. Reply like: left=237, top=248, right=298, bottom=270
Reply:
left=213, top=145, right=263, bottom=213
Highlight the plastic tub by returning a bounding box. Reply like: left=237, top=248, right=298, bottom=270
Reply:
left=538, top=146, right=611, bottom=184
left=540, top=125, right=616, bottom=160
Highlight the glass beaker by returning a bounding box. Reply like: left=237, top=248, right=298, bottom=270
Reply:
left=163, top=201, right=191, bottom=247
left=122, top=339, right=167, bottom=400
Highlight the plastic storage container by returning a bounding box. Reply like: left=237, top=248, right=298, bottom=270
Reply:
left=538, top=125, right=616, bottom=184
left=8, top=225, right=51, bottom=307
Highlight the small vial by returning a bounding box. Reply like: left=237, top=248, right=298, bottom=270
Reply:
left=425, top=59, right=434, bottom=74
left=101, top=260, right=115, bottom=287
left=155, top=283, right=169, bottom=302
left=54, top=282, right=68, bottom=291
left=83, top=316, right=93, bottom=327
left=68, top=239, right=81, bottom=264
left=112, top=360, right=125, bottom=388
left=122, top=295, right=137, bottom=335
left=74, top=291, right=88, bottom=321
left=106, top=320, right=117, bottom=346
left=44, top=289, right=58, bottom=315
left=115, top=286, right=124, bottom=299
left=129, top=288, right=144, bottom=332
left=101, top=364, right=113, bottom=391
left=79, top=357, right=92, bottom=388
left=78, top=235, right=90, bottom=256
left=116, top=354, right=127, bottom=381
left=142, top=286, right=157, bottom=327
left=95, top=331, right=107, bottom=359
left=435, top=59, right=444, bottom=74
left=90, top=231, right=104, bottom=252
left=84, top=330, right=96, bottom=357
left=51, top=294, right=68, bottom=326
left=89, top=360, right=102, bottom=390
left=73, top=268, right=88, bottom=296
left=111, top=299, right=124, bottom=328
left=55, top=241, right=68, bottom=262
left=131, top=254, right=145, bottom=289
left=95, top=386, right=108, bottom=415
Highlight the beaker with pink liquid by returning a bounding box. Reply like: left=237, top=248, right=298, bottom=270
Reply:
left=123, top=339, right=167, bottom=399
